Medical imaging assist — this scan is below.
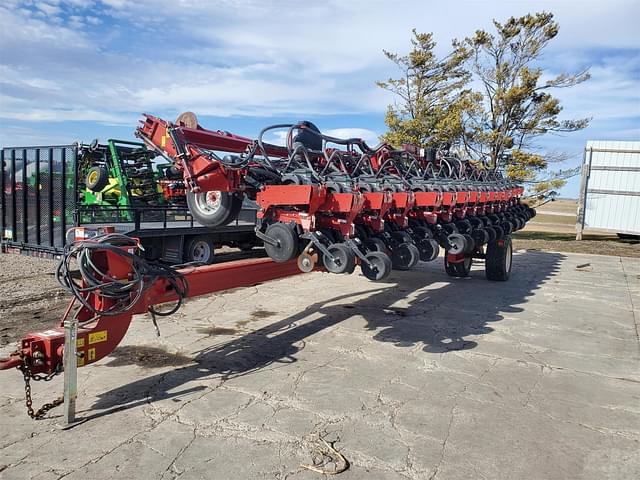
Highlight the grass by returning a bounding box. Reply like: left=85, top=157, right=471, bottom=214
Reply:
left=512, top=231, right=640, bottom=258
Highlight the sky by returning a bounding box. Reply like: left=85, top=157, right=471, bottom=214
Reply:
left=0, top=0, right=638, bottom=198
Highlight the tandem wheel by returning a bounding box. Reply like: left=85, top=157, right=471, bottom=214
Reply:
left=485, top=235, right=513, bottom=281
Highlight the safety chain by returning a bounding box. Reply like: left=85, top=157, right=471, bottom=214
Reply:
left=17, top=357, right=63, bottom=420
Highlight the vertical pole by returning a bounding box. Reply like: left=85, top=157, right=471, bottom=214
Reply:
left=48, top=148, right=54, bottom=246
left=62, top=317, right=78, bottom=426
left=22, top=149, right=28, bottom=243
left=60, top=148, right=67, bottom=246
left=35, top=149, right=41, bottom=245
left=575, top=147, right=593, bottom=241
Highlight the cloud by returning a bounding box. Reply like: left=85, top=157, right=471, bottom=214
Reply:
left=0, top=0, right=638, bottom=129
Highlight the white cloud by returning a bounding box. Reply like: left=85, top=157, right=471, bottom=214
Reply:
left=0, top=0, right=638, bottom=127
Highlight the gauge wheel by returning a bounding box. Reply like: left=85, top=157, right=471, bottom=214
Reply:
left=365, top=237, right=388, bottom=253
left=324, top=243, right=356, bottom=274
left=361, top=252, right=392, bottom=281
left=392, top=242, right=420, bottom=270
left=417, top=238, right=440, bottom=262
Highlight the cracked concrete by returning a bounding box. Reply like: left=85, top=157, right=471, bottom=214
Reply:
left=1, top=251, right=639, bottom=479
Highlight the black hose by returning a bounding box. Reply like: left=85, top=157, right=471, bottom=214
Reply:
left=56, top=233, right=188, bottom=318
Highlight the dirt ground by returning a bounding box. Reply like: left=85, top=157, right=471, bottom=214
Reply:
left=513, top=231, right=640, bottom=258
left=0, top=255, right=67, bottom=347
left=1, top=214, right=637, bottom=348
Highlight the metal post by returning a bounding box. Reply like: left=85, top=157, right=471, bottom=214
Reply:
left=62, top=317, right=78, bottom=426
left=575, top=147, right=593, bottom=241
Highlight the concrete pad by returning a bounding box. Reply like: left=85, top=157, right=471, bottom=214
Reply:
left=1, top=251, right=639, bottom=479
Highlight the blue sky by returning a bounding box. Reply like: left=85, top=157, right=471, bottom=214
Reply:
left=1, top=0, right=638, bottom=198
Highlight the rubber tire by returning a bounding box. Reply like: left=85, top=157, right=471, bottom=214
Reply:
left=264, top=223, right=299, bottom=263
left=463, top=234, right=475, bottom=254
left=184, top=235, right=215, bottom=264
left=447, top=233, right=466, bottom=255
left=412, top=226, right=432, bottom=239
left=361, top=252, right=392, bottom=281
left=86, top=166, right=109, bottom=192
left=365, top=237, right=388, bottom=254
left=324, top=243, right=356, bottom=274
left=501, top=221, right=514, bottom=235
left=417, top=238, right=440, bottom=262
left=186, top=191, right=243, bottom=227
left=444, top=255, right=472, bottom=277
left=493, top=225, right=504, bottom=240
left=485, top=236, right=513, bottom=281
left=392, top=242, right=420, bottom=270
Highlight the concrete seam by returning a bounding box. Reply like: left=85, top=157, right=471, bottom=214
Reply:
left=619, top=257, right=640, bottom=354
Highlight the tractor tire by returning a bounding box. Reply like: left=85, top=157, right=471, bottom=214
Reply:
left=324, top=243, right=356, bottom=274
left=264, top=223, right=299, bottom=263
left=444, top=254, right=472, bottom=277
left=361, top=252, right=392, bottom=281
left=485, top=235, right=513, bottom=281
left=184, top=235, right=215, bottom=264
left=186, top=190, right=243, bottom=227
left=86, top=166, right=109, bottom=192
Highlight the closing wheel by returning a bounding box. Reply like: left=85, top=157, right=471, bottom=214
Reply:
left=485, top=235, right=513, bottom=281
left=360, top=252, right=392, bottom=281
left=365, top=237, right=388, bottom=253
left=493, top=225, right=504, bottom=240
left=392, top=242, right=420, bottom=270
left=444, top=255, right=472, bottom=277
left=446, top=233, right=466, bottom=255
left=86, top=166, right=109, bottom=192
left=324, top=243, right=356, bottom=274
left=184, top=235, right=215, bottom=264
left=417, top=238, right=440, bottom=262
left=297, top=252, right=316, bottom=273
left=186, top=190, right=243, bottom=227
left=264, top=223, right=299, bottom=263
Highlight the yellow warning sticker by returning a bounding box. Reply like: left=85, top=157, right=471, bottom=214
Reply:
left=87, top=348, right=96, bottom=362
left=88, top=330, right=108, bottom=345
left=77, top=338, right=85, bottom=348
left=161, top=135, right=166, bottom=148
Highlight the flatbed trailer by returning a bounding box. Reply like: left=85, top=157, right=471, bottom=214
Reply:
left=1, top=144, right=260, bottom=263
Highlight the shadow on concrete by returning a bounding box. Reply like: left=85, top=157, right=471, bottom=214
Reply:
left=89, top=251, right=564, bottom=417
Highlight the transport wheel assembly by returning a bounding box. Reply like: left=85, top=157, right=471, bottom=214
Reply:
left=485, top=235, right=513, bottom=281
left=186, top=190, right=243, bottom=227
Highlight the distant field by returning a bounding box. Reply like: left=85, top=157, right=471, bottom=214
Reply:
left=514, top=198, right=639, bottom=257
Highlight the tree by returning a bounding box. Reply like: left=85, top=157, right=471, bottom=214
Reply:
left=457, top=12, right=590, bottom=199
left=376, top=29, right=472, bottom=149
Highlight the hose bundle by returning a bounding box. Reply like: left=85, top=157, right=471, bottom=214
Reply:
left=56, top=233, right=188, bottom=318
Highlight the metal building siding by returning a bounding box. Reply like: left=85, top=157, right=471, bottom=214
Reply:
left=583, top=140, right=640, bottom=234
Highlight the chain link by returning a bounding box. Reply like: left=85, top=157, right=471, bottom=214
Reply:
left=17, top=357, right=63, bottom=420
